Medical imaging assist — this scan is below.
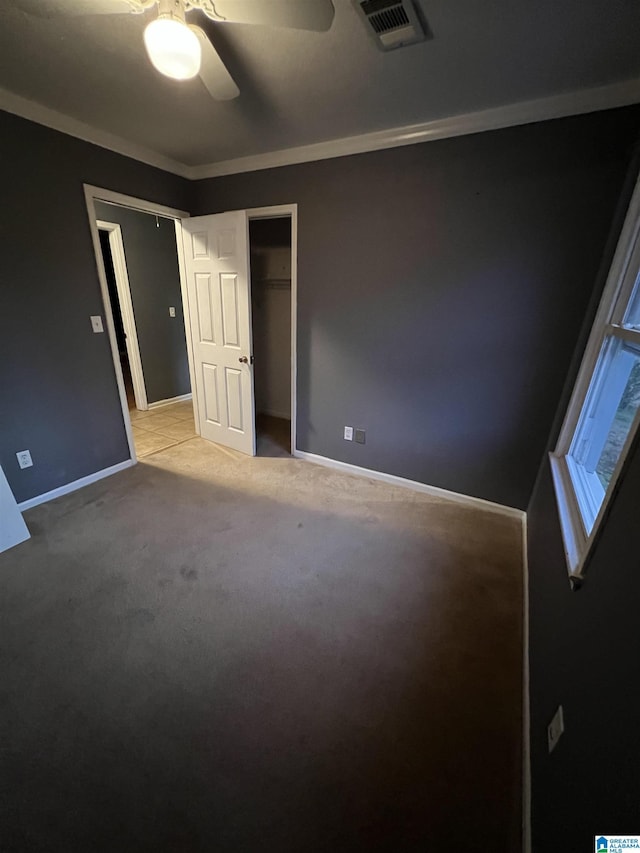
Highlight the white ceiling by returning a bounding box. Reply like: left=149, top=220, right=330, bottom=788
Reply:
left=2, top=0, right=640, bottom=172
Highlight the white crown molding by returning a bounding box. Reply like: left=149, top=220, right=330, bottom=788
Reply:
left=2, top=78, right=640, bottom=182
left=0, top=86, right=191, bottom=178
left=189, top=78, right=640, bottom=179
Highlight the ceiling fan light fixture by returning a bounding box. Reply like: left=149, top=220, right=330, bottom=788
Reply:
left=143, top=16, right=201, bottom=80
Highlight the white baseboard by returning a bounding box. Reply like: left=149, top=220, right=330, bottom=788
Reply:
left=294, top=446, right=530, bottom=848
left=147, top=393, right=192, bottom=411
left=522, top=516, right=532, bottom=853
left=18, top=460, right=135, bottom=512
left=293, top=449, right=525, bottom=520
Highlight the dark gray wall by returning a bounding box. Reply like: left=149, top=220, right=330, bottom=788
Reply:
left=0, top=110, right=190, bottom=503
left=95, top=202, right=190, bottom=405
left=193, top=107, right=640, bottom=509
left=528, top=447, right=640, bottom=852
left=3, top=106, right=639, bottom=510
left=527, top=148, right=640, bottom=851
left=249, top=217, right=291, bottom=248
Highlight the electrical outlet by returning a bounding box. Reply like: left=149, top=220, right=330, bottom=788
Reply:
left=355, top=429, right=366, bottom=444
left=90, top=315, right=104, bottom=333
left=16, top=450, right=33, bottom=469
left=547, top=705, right=564, bottom=753
left=169, top=307, right=176, bottom=317
left=344, top=426, right=353, bottom=441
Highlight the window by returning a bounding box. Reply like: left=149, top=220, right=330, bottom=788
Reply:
left=551, top=174, right=640, bottom=577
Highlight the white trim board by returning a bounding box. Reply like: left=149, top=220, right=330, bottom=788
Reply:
left=84, top=187, right=138, bottom=462
left=173, top=219, right=200, bottom=435
left=188, top=79, right=640, bottom=178
left=293, top=450, right=525, bottom=520
left=3, top=79, right=640, bottom=181
left=84, top=185, right=188, bottom=220
left=17, top=460, right=134, bottom=512
left=147, top=393, right=193, bottom=410
left=522, top=515, right=532, bottom=853
left=0, top=87, right=190, bottom=178
left=84, top=184, right=194, bottom=456
left=1, top=465, right=30, bottom=552
left=97, top=220, right=148, bottom=411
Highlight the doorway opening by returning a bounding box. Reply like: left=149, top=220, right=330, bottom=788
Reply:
left=86, top=187, right=298, bottom=464
left=86, top=189, right=196, bottom=461
left=249, top=216, right=293, bottom=457
left=98, top=228, right=134, bottom=410
left=181, top=204, right=297, bottom=459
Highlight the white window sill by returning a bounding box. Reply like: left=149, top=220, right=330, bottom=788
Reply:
left=565, top=455, right=605, bottom=532
left=549, top=453, right=590, bottom=581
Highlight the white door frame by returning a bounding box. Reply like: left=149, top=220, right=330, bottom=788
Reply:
left=246, top=205, right=298, bottom=454
left=96, top=220, right=147, bottom=411
left=84, top=188, right=298, bottom=460
left=83, top=185, right=196, bottom=464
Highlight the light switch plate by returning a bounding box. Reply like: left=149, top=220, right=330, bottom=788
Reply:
left=547, top=705, right=564, bottom=753
left=344, top=426, right=353, bottom=441
left=355, top=429, right=366, bottom=444
left=16, top=450, right=33, bottom=469
left=90, top=315, right=104, bottom=333
left=169, top=307, right=176, bottom=317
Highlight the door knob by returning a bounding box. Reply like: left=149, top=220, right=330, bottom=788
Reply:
left=239, top=355, right=254, bottom=364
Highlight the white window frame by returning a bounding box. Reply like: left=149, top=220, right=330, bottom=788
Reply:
left=551, top=169, right=640, bottom=580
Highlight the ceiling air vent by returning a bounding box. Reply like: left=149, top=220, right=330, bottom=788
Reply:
left=353, top=0, right=427, bottom=51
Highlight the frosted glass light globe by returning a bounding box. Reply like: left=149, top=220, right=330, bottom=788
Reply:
left=144, top=17, right=201, bottom=80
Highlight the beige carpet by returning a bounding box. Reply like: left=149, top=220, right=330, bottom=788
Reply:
left=1, top=438, right=523, bottom=852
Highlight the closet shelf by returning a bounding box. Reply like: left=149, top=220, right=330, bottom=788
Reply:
left=256, top=277, right=291, bottom=289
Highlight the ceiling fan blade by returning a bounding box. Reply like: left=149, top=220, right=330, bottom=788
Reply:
left=192, top=27, right=240, bottom=101
left=15, top=0, right=152, bottom=17
left=197, top=0, right=335, bottom=31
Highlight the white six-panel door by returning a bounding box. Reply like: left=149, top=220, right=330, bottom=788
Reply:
left=182, top=212, right=256, bottom=455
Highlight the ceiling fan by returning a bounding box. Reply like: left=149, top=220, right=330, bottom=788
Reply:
left=21, top=0, right=335, bottom=101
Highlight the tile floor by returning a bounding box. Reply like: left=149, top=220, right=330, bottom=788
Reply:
left=128, top=400, right=197, bottom=458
